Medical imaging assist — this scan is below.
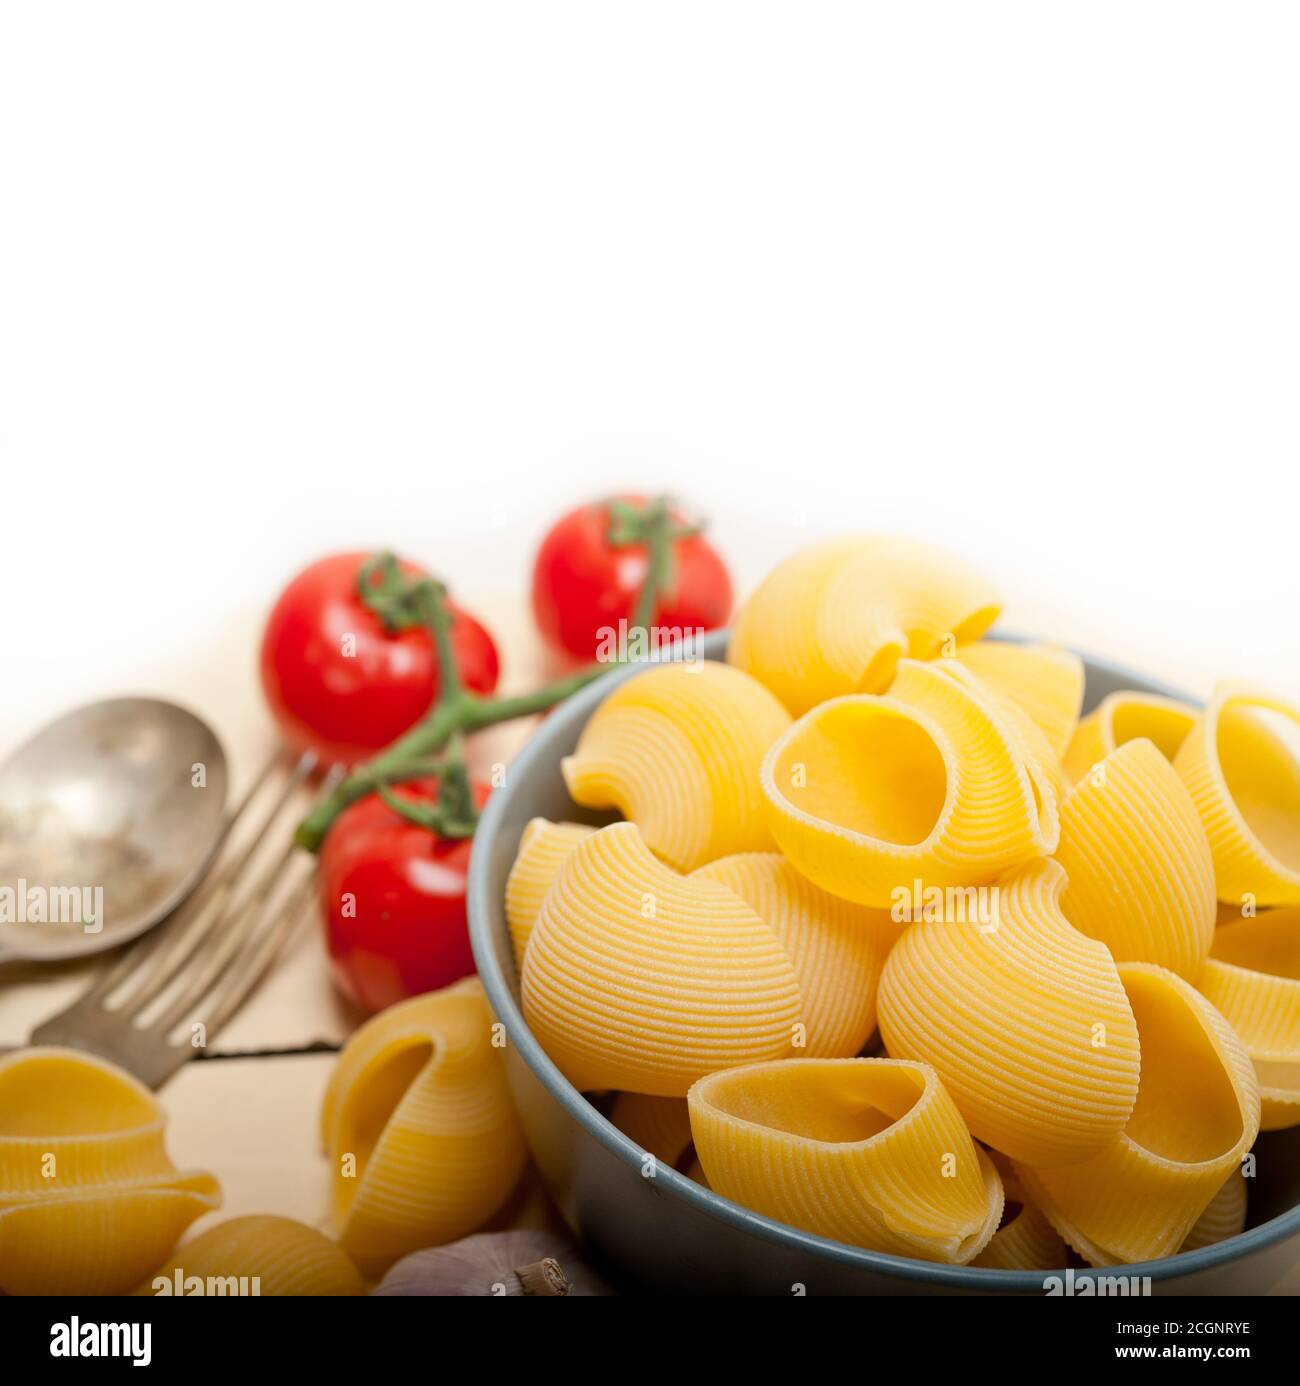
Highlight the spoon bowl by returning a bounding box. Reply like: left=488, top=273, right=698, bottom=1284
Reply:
left=0, top=698, right=229, bottom=963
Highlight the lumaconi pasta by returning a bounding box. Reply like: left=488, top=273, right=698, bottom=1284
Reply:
left=1054, top=738, right=1216, bottom=979
left=971, top=1150, right=1069, bottom=1271
left=1176, top=685, right=1300, bottom=907
left=761, top=659, right=1058, bottom=908
left=1015, top=963, right=1260, bottom=1265
left=0, top=1048, right=221, bottom=1296
left=877, top=857, right=1140, bottom=1167
left=963, top=666, right=1068, bottom=809
left=504, top=818, right=595, bottom=967
left=522, top=823, right=802, bottom=1096
left=609, top=1093, right=695, bottom=1170
left=512, top=830, right=896, bottom=1062
left=1180, top=1173, right=1248, bottom=1252
left=141, top=1216, right=363, bottom=1296
left=561, top=661, right=791, bottom=871
left=321, top=978, right=526, bottom=1277
left=728, top=536, right=1002, bottom=716
left=693, top=853, right=902, bottom=1057
left=1063, top=690, right=1198, bottom=787
left=511, top=531, right=1298, bottom=1271
left=952, top=641, right=1085, bottom=759
left=688, top=1058, right=1003, bottom=1264
left=1198, top=908, right=1300, bottom=1130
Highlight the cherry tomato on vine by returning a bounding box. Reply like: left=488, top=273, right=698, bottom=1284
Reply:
left=318, top=778, right=488, bottom=1014
left=260, top=551, right=499, bottom=766
left=530, top=495, right=733, bottom=662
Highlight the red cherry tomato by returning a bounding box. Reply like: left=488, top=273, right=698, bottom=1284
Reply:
left=260, top=551, right=499, bottom=766
left=530, top=495, right=733, bottom=662
left=318, top=779, right=487, bottom=1014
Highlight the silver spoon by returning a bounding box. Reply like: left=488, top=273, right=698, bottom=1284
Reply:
left=0, top=697, right=229, bottom=964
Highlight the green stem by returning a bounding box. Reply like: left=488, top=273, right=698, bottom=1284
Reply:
left=461, top=663, right=605, bottom=729
left=609, top=495, right=701, bottom=634
left=419, top=580, right=463, bottom=704
left=295, top=665, right=605, bottom=851
left=297, top=507, right=694, bottom=853
left=628, top=509, right=668, bottom=631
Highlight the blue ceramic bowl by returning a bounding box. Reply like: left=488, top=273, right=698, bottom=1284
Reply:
left=467, top=633, right=1300, bottom=1294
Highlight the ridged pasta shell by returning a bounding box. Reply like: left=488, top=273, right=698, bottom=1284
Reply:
left=140, top=1216, right=363, bottom=1296
left=1198, top=908, right=1300, bottom=1130
left=877, top=857, right=1140, bottom=1167
left=322, top=977, right=526, bottom=1276
left=504, top=818, right=596, bottom=966
left=971, top=1149, right=1068, bottom=1271
left=0, top=1048, right=171, bottom=1194
left=521, top=823, right=803, bottom=1096
left=608, top=1092, right=695, bottom=1169
left=561, top=661, right=792, bottom=871
left=1180, top=1173, right=1248, bottom=1252
left=1063, top=690, right=1198, bottom=787
left=728, top=537, right=1001, bottom=716
left=0, top=1178, right=224, bottom=1297
left=1175, top=684, right=1300, bottom=906
left=962, top=666, right=1068, bottom=808
left=1055, top=738, right=1216, bottom=979
left=952, top=641, right=1085, bottom=759
left=0, top=1048, right=221, bottom=1296
left=688, top=1058, right=1003, bottom=1264
left=1015, top=962, right=1261, bottom=1265
left=761, top=659, right=1058, bottom=908
left=693, top=852, right=902, bottom=1056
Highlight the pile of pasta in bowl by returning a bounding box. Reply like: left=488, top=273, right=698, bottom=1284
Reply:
left=505, top=537, right=1300, bottom=1270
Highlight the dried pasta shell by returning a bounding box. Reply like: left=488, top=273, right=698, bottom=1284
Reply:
left=561, top=661, right=792, bottom=872
left=1064, top=690, right=1198, bottom=787
left=0, top=1047, right=173, bottom=1195
left=1198, top=908, right=1300, bottom=1130
left=140, top=1216, right=362, bottom=1296
left=504, top=818, right=595, bottom=966
left=952, top=641, right=1085, bottom=759
left=693, top=852, right=902, bottom=1056
left=0, top=1048, right=221, bottom=1296
left=1055, top=738, right=1216, bottom=979
left=521, top=822, right=802, bottom=1096
left=761, top=659, right=1058, bottom=908
left=1176, top=685, right=1300, bottom=906
left=608, top=1093, right=694, bottom=1169
left=877, top=857, right=1140, bottom=1167
left=1180, top=1173, right=1248, bottom=1252
left=728, top=537, right=1001, bottom=716
left=1015, top=962, right=1260, bottom=1265
left=322, top=977, right=527, bottom=1277
left=971, top=672, right=1068, bottom=809
left=688, top=1058, right=1003, bottom=1264
left=0, top=1177, right=223, bottom=1297
left=971, top=1150, right=1068, bottom=1271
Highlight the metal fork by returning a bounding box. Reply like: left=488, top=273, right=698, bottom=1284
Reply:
left=30, top=753, right=343, bottom=1088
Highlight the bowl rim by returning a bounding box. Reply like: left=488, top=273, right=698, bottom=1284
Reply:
left=468, top=631, right=1300, bottom=1290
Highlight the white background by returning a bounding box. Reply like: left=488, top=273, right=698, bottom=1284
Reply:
left=3, top=1, right=1298, bottom=758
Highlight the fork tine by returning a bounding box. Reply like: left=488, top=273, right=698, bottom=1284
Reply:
left=143, top=837, right=300, bottom=1032
left=148, top=763, right=344, bottom=1037
left=29, top=757, right=344, bottom=1088
left=81, top=749, right=290, bottom=1003
left=107, top=750, right=317, bottom=1014
left=200, top=866, right=318, bottom=1036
